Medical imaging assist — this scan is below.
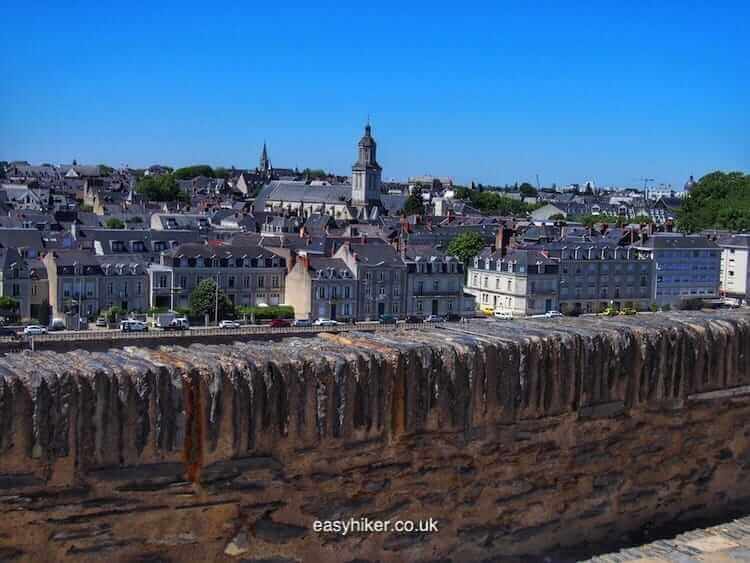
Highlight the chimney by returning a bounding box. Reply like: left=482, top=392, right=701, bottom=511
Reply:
left=298, top=251, right=310, bottom=271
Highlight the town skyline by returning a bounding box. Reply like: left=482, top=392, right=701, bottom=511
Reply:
left=2, top=2, right=748, bottom=189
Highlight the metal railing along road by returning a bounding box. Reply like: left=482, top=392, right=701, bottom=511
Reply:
left=0, top=321, right=430, bottom=345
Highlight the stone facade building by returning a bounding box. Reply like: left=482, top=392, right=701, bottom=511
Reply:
left=284, top=253, right=356, bottom=321
left=148, top=243, right=287, bottom=311
left=43, top=250, right=104, bottom=320
left=334, top=241, right=406, bottom=320
left=466, top=248, right=559, bottom=316
left=403, top=246, right=464, bottom=317
left=0, top=247, right=31, bottom=320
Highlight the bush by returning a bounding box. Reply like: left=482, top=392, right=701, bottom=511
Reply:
left=661, top=304, right=671, bottom=312
left=105, top=218, right=125, bottom=229
left=650, top=303, right=659, bottom=313
left=237, top=305, right=294, bottom=320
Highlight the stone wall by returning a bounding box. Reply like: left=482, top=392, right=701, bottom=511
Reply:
left=1, top=311, right=750, bottom=562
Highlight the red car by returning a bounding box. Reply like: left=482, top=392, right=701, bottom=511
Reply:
left=269, top=319, right=291, bottom=328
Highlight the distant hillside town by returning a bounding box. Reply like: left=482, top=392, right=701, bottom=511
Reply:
left=0, top=124, right=746, bottom=328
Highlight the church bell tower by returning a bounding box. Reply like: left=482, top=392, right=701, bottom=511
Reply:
left=351, top=123, right=382, bottom=206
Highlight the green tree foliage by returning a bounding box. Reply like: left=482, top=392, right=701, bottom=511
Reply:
left=105, top=217, right=125, bottom=229
left=302, top=168, right=328, bottom=179
left=519, top=182, right=537, bottom=197
left=677, top=172, right=750, bottom=233
left=173, top=165, right=215, bottom=179
left=453, top=187, right=535, bottom=215
left=447, top=232, right=486, bottom=266
left=0, top=296, right=19, bottom=313
left=136, top=174, right=189, bottom=203
left=548, top=213, right=567, bottom=221
left=189, top=279, right=233, bottom=322
left=402, top=191, right=425, bottom=215
left=213, top=167, right=230, bottom=179
left=105, top=305, right=125, bottom=323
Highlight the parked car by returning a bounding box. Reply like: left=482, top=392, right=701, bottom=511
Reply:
left=48, top=318, right=66, bottom=331
left=425, top=314, right=445, bottom=323
left=23, top=325, right=48, bottom=336
left=378, top=314, right=397, bottom=325
left=218, top=320, right=241, bottom=329
left=446, top=313, right=462, bottom=322
left=545, top=311, right=564, bottom=318
left=494, top=310, right=513, bottom=320
left=269, top=319, right=291, bottom=328
left=95, top=317, right=107, bottom=327
left=293, top=319, right=313, bottom=327
left=0, top=327, right=17, bottom=337
left=313, top=318, right=340, bottom=326
left=120, top=320, right=148, bottom=332
left=405, top=315, right=423, bottom=324
left=161, top=317, right=189, bottom=330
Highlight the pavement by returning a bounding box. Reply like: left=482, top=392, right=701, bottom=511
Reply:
left=583, top=516, right=750, bottom=562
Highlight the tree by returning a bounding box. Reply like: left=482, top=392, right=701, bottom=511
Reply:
left=447, top=232, right=486, bottom=266
left=105, top=218, right=125, bottom=229
left=452, top=187, right=536, bottom=215
left=519, top=182, right=537, bottom=197
left=189, top=279, right=233, bottom=322
left=677, top=172, right=750, bottom=232
left=105, top=305, right=125, bottom=323
left=302, top=168, right=328, bottom=179
left=136, top=174, right=189, bottom=203
left=0, top=296, right=19, bottom=319
left=98, top=165, right=114, bottom=176
left=213, top=167, right=230, bottom=179
left=173, top=165, right=215, bottom=179
left=549, top=213, right=567, bottom=221
left=403, top=191, right=425, bottom=215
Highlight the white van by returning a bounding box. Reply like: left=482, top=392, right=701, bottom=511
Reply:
left=120, top=320, right=149, bottom=332
left=493, top=310, right=513, bottom=320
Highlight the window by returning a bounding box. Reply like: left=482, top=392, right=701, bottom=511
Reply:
left=433, top=280, right=439, bottom=291
left=344, top=286, right=351, bottom=299
left=379, top=286, right=386, bottom=296
left=258, top=277, right=265, bottom=289
left=272, top=276, right=279, bottom=288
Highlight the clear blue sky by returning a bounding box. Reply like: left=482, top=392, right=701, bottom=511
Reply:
left=1, top=0, right=748, bottom=189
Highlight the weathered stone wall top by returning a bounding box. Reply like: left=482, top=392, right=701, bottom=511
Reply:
left=1, top=311, right=749, bottom=479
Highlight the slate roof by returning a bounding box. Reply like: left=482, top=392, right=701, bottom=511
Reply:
left=636, top=233, right=719, bottom=250
left=255, top=181, right=353, bottom=209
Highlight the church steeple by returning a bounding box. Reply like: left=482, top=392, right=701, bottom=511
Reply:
left=351, top=122, right=382, bottom=207
left=259, top=142, right=270, bottom=174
